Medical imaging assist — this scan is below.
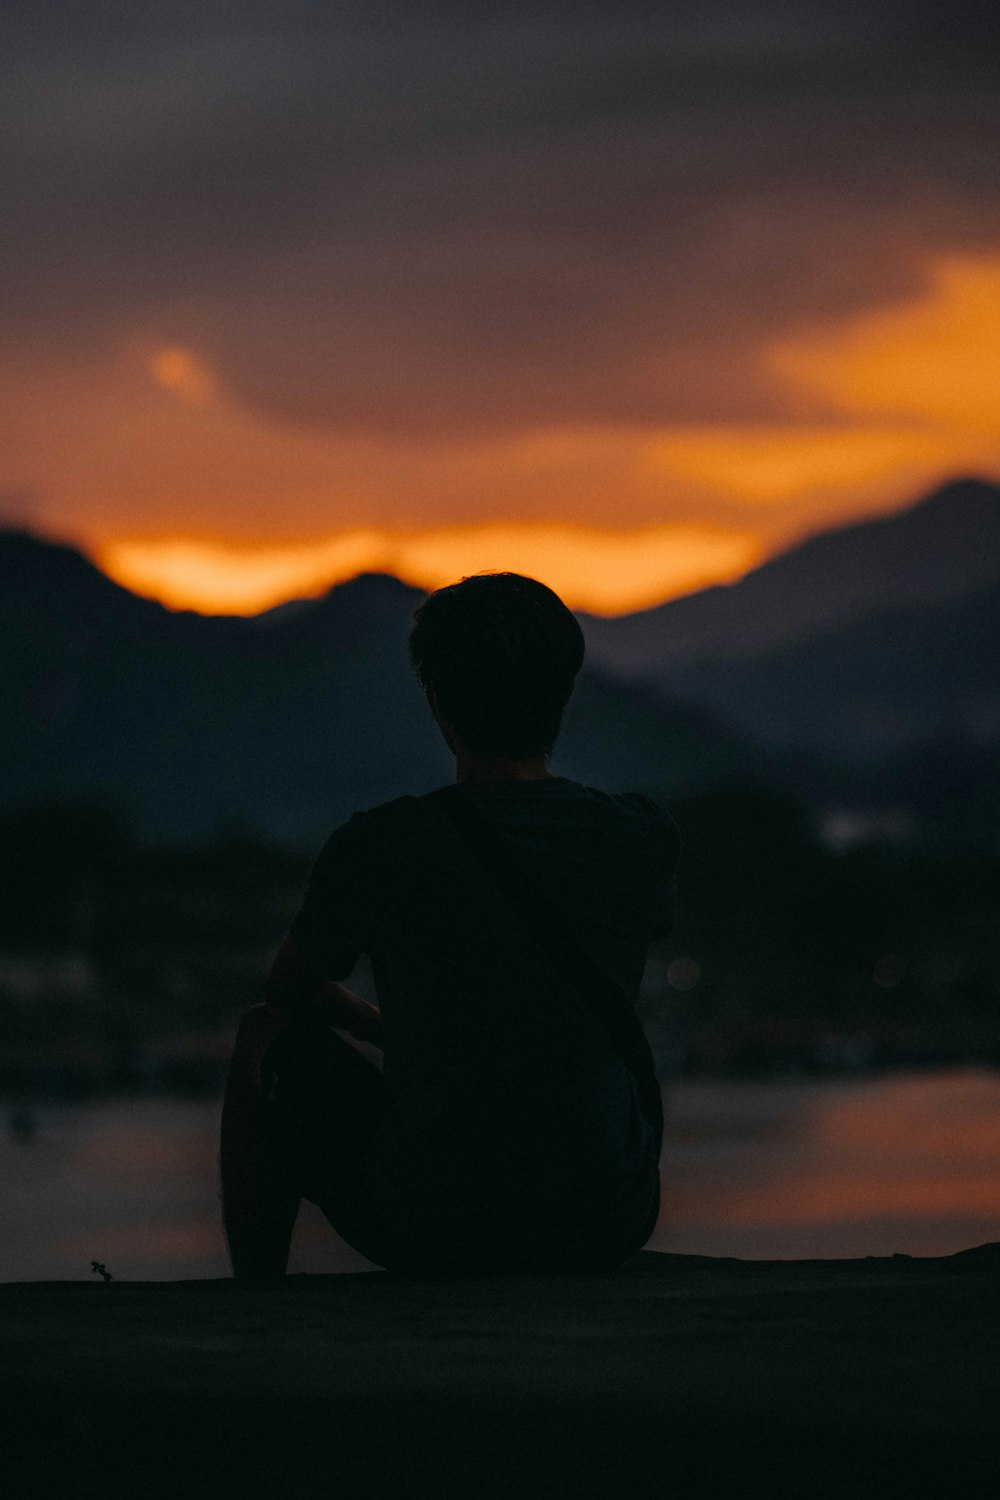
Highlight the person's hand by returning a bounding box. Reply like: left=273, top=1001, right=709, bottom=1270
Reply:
left=345, top=1000, right=383, bottom=1050
left=232, top=1002, right=292, bottom=1089
left=318, top=981, right=383, bottom=1049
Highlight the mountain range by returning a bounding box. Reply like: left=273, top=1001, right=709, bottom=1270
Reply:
left=0, top=534, right=755, bottom=840
left=580, top=477, right=1000, bottom=672
left=3, top=476, right=997, bottom=839
left=582, top=477, right=1000, bottom=763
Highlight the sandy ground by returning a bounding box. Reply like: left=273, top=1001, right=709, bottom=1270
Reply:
left=3, top=1246, right=999, bottom=1498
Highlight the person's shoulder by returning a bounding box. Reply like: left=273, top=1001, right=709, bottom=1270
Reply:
left=312, top=795, right=424, bottom=856
left=579, top=784, right=680, bottom=854
left=337, top=794, right=427, bottom=840
left=351, top=793, right=424, bottom=824
left=566, top=780, right=673, bottom=824
left=615, top=790, right=673, bottom=824
left=620, top=791, right=678, bottom=839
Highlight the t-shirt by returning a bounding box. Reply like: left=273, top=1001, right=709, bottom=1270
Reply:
left=289, top=776, right=679, bottom=1269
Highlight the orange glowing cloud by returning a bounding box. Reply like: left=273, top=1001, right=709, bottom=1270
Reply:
left=649, top=253, right=1000, bottom=505
left=768, top=254, right=1000, bottom=432
left=149, top=346, right=216, bottom=406
left=644, top=425, right=959, bottom=503
left=95, top=522, right=760, bottom=617
left=10, top=253, right=1000, bottom=619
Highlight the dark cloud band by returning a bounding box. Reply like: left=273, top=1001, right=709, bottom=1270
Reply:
left=2, top=2, right=997, bottom=435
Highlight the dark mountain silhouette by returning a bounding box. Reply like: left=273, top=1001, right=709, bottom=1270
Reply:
left=579, top=478, right=1000, bottom=675
left=1, top=533, right=755, bottom=840
left=665, top=577, right=1000, bottom=763
left=6, top=474, right=998, bottom=836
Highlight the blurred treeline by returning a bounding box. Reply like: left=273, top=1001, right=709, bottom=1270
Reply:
left=657, top=786, right=999, bottom=1076
left=0, top=786, right=997, bottom=1097
left=0, top=802, right=309, bottom=1098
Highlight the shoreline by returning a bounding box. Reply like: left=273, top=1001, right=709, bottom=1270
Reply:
left=4, top=1245, right=999, bottom=1496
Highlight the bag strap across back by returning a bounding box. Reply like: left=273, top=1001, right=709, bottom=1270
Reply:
left=427, top=787, right=663, bottom=1134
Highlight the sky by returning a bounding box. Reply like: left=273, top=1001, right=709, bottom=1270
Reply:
left=3, top=1, right=999, bottom=614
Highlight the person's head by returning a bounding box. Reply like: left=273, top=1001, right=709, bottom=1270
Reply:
left=408, top=572, right=585, bottom=760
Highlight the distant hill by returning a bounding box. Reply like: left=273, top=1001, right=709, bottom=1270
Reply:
left=580, top=478, right=1000, bottom=674
left=0, top=533, right=755, bottom=840
left=575, top=476, right=1000, bottom=768
left=666, top=578, right=1000, bottom=763
left=6, top=475, right=998, bottom=835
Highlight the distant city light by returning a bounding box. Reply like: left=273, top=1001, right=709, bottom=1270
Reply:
left=821, top=809, right=917, bottom=850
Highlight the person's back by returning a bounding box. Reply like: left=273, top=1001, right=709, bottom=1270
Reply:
left=219, top=573, right=678, bottom=1278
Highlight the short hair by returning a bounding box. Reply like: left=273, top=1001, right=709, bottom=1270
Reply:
left=409, top=572, right=585, bottom=758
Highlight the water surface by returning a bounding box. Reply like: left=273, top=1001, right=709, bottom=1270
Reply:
left=3, top=1068, right=999, bottom=1281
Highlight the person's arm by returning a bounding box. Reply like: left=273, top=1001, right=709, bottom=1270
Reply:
left=221, top=817, right=381, bottom=1281
left=264, top=935, right=383, bottom=1048
left=220, top=1002, right=299, bottom=1280
left=219, top=960, right=381, bottom=1281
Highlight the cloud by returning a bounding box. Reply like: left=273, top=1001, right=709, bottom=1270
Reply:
left=768, top=255, right=1000, bottom=433
left=646, top=427, right=962, bottom=503
left=150, top=346, right=216, bottom=405
left=3, top=3, right=998, bottom=443
left=4, top=2, right=998, bottom=608
left=643, top=254, right=1000, bottom=505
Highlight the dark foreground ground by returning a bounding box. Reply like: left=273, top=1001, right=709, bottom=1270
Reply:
left=3, top=1246, right=999, bottom=1499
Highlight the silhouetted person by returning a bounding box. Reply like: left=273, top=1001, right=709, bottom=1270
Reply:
left=220, top=572, right=678, bottom=1278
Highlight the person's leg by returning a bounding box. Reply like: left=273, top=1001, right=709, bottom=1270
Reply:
left=219, top=1003, right=300, bottom=1281
left=261, top=1022, right=405, bottom=1270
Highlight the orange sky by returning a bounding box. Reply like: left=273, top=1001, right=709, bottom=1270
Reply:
left=5, top=251, right=994, bottom=615
left=5, top=7, right=999, bottom=617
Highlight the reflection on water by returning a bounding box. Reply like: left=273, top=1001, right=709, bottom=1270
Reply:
left=1, top=1096, right=365, bottom=1282
left=654, top=1068, right=1000, bottom=1261
left=3, top=1068, right=999, bottom=1281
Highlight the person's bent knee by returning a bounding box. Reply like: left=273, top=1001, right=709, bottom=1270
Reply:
left=236, top=1002, right=291, bottom=1042
left=231, top=1003, right=291, bottom=1089
left=237, top=1000, right=283, bottom=1029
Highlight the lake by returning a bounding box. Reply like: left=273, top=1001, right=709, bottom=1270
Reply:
left=3, top=1067, right=999, bottom=1281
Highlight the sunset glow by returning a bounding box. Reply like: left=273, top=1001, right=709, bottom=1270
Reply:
left=651, top=254, right=1000, bottom=505
left=5, top=0, right=999, bottom=619
left=96, top=523, right=761, bottom=616
left=646, top=425, right=960, bottom=502
left=769, top=255, right=1000, bottom=432
left=66, top=250, right=1000, bottom=616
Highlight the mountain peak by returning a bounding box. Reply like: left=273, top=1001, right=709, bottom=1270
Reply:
left=906, top=474, right=1000, bottom=521
left=249, top=570, right=422, bottom=628
left=1, top=526, right=99, bottom=580
left=322, top=571, right=425, bottom=603
left=0, top=527, right=166, bottom=621
left=581, top=475, right=1000, bottom=674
